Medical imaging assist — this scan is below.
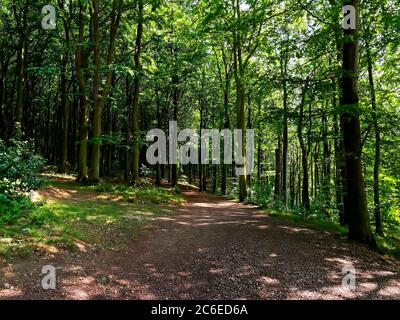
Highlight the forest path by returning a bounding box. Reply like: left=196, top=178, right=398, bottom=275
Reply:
left=1, top=185, right=400, bottom=300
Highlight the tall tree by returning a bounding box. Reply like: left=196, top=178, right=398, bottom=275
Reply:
left=76, top=1, right=90, bottom=182
left=89, top=0, right=122, bottom=182
left=130, top=0, right=144, bottom=182
left=297, top=79, right=310, bottom=210
left=366, top=41, right=383, bottom=236
left=340, top=0, right=375, bottom=245
left=14, top=0, right=30, bottom=132
left=59, top=0, right=72, bottom=174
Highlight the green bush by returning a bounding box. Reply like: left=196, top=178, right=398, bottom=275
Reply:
left=0, top=138, right=46, bottom=227
left=0, top=138, right=45, bottom=197
left=249, top=180, right=280, bottom=209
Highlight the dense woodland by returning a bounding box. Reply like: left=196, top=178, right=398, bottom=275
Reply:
left=0, top=0, right=399, bottom=248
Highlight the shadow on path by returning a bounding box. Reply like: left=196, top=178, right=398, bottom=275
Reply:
left=1, top=186, right=399, bottom=300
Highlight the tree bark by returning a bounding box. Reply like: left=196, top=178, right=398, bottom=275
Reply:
left=221, top=60, right=231, bottom=196
left=282, top=78, right=288, bottom=207
left=76, top=2, right=90, bottom=182
left=89, top=0, right=122, bottom=183
left=340, top=0, right=375, bottom=246
left=59, top=2, right=71, bottom=173
left=131, top=0, right=143, bottom=182
left=171, top=74, right=179, bottom=187
left=366, top=42, right=383, bottom=236
left=88, top=0, right=102, bottom=183
left=233, top=0, right=247, bottom=202
left=274, top=138, right=282, bottom=200
left=297, top=81, right=310, bottom=209
left=15, top=0, right=29, bottom=133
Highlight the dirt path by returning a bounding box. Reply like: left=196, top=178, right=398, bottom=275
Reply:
left=1, top=187, right=399, bottom=300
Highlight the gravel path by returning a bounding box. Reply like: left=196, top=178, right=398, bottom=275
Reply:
left=1, top=187, right=399, bottom=300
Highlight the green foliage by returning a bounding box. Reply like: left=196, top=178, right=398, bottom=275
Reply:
left=376, top=235, right=400, bottom=260
left=0, top=139, right=45, bottom=197
left=0, top=196, right=47, bottom=225
left=248, top=180, right=276, bottom=208
left=0, top=138, right=46, bottom=244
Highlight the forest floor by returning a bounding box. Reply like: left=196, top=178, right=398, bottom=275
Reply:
left=0, top=179, right=400, bottom=300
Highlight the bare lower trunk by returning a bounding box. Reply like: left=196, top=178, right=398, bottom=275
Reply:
left=282, top=79, right=288, bottom=207
left=297, top=82, right=310, bottom=210
left=274, top=138, right=281, bottom=200
left=89, top=0, right=102, bottom=183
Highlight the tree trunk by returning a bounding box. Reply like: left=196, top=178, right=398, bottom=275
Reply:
left=131, top=0, right=144, bottom=182
left=59, top=54, right=70, bottom=173
left=171, top=74, right=179, bottom=187
left=366, top=42, right=383, bottom=236
left=89, top=0, right=102, bottom=183
left=221, top=75, right=231, bottom=196
left=89, top=0, right=121, bottom=183
left=15, top=1, right=29, bottom=133
left=59, top=10, right=71, bottom=173
left=0, top=54, right=9, bottom=139
left=236, top=83, right=247, bottom=202
left=282, top=77, right=288, bottom=207
left=340, top=0, right=375, bottom=246
left=274, top=138, right=281, bottom=200
left=333, top=90, right=346, bottom=225
left=76, top=2, right=90, bottom=182
left=297, top=81, right=310, bottom=209
left=322, top=103, right=331, bottom=216
left=155, top=96, right=162, bottom=186
left=232, top=0, right=247, bottom=202
left=199, top=97, right=204, bottom=192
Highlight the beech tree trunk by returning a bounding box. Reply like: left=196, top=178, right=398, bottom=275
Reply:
left=89, top=0, right=102, bottom=182
left=59, top=3, right=71, bottom=174
left=76, top=2, right=90, bottom=182
left=340, top=0, right=375, bottom=246
left=233, top=0, right=247, bottom=202
left=366, top=42, right=383, bottom=236
left=297, top=80, right=310, bottom=209
left=131, top=0, right=143, bottom=182
left=274, top=138, right=281, bottom=200
left=15, top=1, right=29, bottom=133
left=89, top=0, right=121, bottom=183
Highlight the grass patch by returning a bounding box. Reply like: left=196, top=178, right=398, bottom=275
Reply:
left=0, top=202, right=52, bottom=257
left=0, top=177, right=184, bottom=257
left=376, top=235, right=400, bottom=260
left=265, top=208, right=348, bottom=234
left=264, top=207, right=400, bottom=260
left=46, top=179, right=184, bottom=205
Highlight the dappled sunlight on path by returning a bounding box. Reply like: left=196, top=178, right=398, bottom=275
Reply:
left=1, top=186, right=399, bottom=300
